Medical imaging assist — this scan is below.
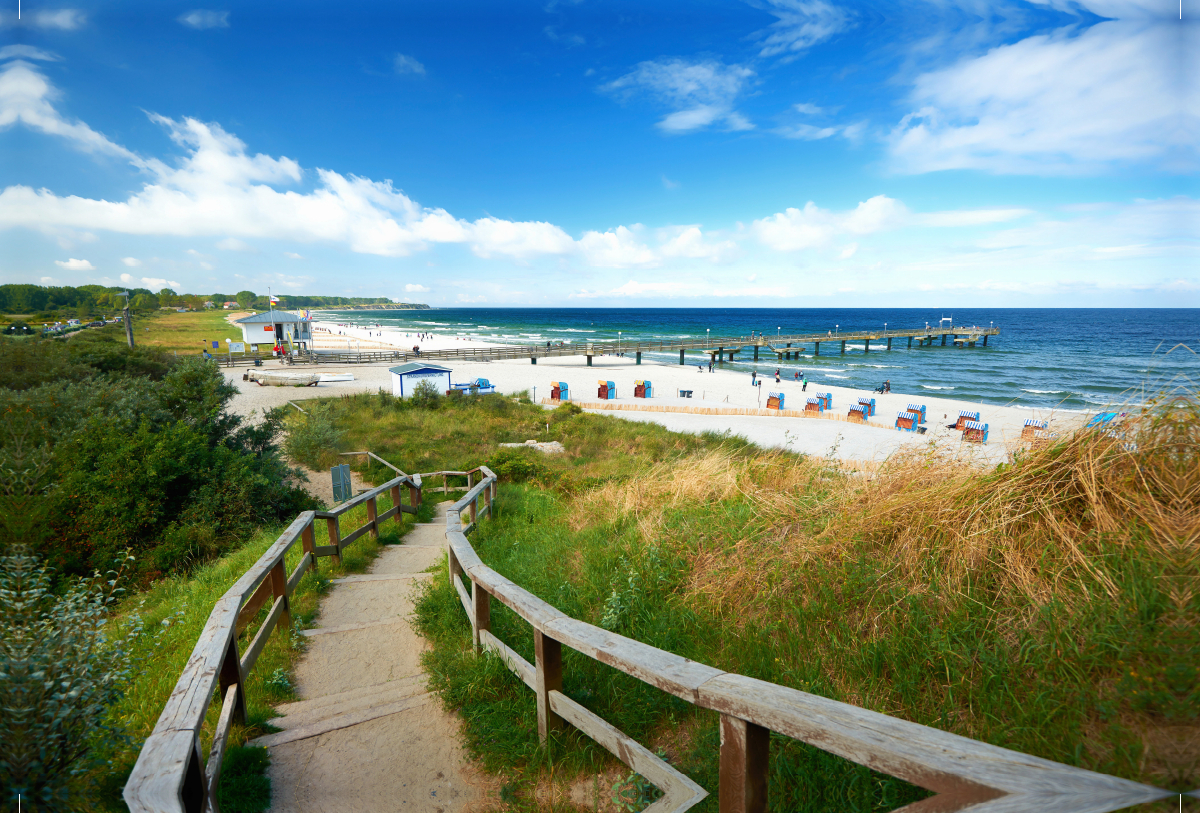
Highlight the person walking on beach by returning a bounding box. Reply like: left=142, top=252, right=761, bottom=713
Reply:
left=708, top=360, right=713, bottom=373
left=775, top=369, right=780, bottom=383
left=802, top=375, right=808, bottom=392
left=751, top=370, right=757, bottom=385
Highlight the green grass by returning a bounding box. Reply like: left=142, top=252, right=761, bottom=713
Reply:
left=133, top=308, right=246, bottom=356
left=313, top=391, right=1190, bottom=811
left=91, top=486, right=427, bottom=811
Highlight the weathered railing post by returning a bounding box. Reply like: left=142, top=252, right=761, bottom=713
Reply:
left=390, top=483, right=403, bottom=525
left=301, top=520, right=316, bottom=575
left=218, top=635, right=247, bottom=726
left=367, top=495, right=379, bottom=539
left=469, top=494, right=478, bottom=525
left=483, top=482, right=492, bottom=517
left=326, top=515, right=342, bottom=565
left=534, top=629, right=564, bottom=739
left=269, top=559, right=291, bottom=630
left=719, top=715, right=769, bottom=813
left=471, top=580, right=490, bottom=652
left=409, top=481, right=421, bottom=510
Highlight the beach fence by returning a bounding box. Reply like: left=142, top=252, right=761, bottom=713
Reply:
left=126, top=462, right=1174, bottom=813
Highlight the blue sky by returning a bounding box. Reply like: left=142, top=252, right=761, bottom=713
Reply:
left=1, top=0, right=1195, bottom=306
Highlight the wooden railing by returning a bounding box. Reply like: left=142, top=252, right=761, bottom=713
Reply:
left=128, top=461, right=1176, bottom=813
left=123, top=469, right=425, bottom=813
left=446, top=467, right=1174, bottom=813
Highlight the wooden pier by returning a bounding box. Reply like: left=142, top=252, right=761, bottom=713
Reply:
left=278, top=324, right=1000, bottom=367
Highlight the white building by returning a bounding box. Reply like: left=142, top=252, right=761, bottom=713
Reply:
left=234, top=310, right=312, bottom=350
left=389, top=363, right=451, bottom=397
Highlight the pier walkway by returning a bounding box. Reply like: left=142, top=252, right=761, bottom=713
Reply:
left=220, top=324, right=1000, bottom=367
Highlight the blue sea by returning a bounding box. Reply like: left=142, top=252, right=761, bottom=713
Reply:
left=316, top=308, right=1199, bottom=410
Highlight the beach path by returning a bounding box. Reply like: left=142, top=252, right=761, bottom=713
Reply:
left=254, top=502, right=492, bottom=813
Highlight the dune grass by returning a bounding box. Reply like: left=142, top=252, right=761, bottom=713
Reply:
left=91, top=486, right=429, bottom=810
left=134, top=309, right=245, bottom=356
left=384, top=392, right=1194, bottom=810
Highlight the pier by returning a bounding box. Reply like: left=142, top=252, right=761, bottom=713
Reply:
left=244, top=323, right=1000, bottom=368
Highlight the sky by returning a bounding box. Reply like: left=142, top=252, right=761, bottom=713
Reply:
left=0, top=0, right=1196, bottom=307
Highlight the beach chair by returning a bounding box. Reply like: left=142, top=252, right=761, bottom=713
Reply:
left=1021, top=419, right=1048, bottom=440
left=817, top=392, right=832, bottom=409
left=597, top=380, right=616, bottom=399
left=907, top=404, right=926, bottom=424
left=857, top=397, right=876, bottom=417
left=962, top=420, right=989, bottom=443
left=804, top=397, right=824, bottom=415
left=643, top=380, right=652, bottom=398
left=766, top=391, right=784, bottom=410
left=634, top=381, right=645, bottom=398
left=1085, top=412, right=1117, bottom=429
left=550, top=381, right=562, bottom=400
left=895, top=411, right=919, bottom=432
left=848, top=404, right=868, bottom=423
left=473, top=378, right=495, bottom=394
left=954, top=410, right=981, bottom=430
left=597, top=380, right=608, bottom=399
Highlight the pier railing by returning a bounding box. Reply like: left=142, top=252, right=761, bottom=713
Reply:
left=127, top=452, right=1173, bottom=813
left=288, top=325, right=1000, bottom=366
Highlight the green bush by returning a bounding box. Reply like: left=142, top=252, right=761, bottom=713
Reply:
left=284, top=402, right=343, bottom=469
left=486, top=447, right=548, bottom=483
left=0, top=547, right=133, bottom=812
left=409, top=379, right=442, bottom=410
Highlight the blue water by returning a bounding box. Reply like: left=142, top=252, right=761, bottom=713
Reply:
left=316, top=308, right=1199, bottom=410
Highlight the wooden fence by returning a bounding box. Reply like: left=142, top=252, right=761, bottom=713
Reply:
left=127, top=463, right=1177, bottom=813
left=123, top=470, right=426, bottom=813
left=445, top=467, right=1174, bottom=813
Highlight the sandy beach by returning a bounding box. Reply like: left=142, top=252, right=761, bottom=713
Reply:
left=227, top=336, right=1090, bottom=464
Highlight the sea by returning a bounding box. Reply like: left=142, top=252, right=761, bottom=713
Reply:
left=312, top=308, right=1199, bottom=411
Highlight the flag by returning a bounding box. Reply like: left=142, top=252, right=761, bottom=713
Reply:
left=269, top=295, right=279, bottom=304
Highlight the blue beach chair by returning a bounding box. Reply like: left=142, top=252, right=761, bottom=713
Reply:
left=962, top=420, right=989, bottom=443
left=907, top=403, right=927, bottom=424
left=857, top=397, right=876, bottom=417
left=896, top=411, right=919, bottom=432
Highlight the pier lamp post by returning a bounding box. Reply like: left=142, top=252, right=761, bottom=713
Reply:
left=618, top=331, right=622, bottom=355
left=835, top=324, right=839, bottom=335
left=707, top=328, right=710, bottom=348
left=777, top=326, right=781, bottom=339
left=884, top=322, right=887, bottom=335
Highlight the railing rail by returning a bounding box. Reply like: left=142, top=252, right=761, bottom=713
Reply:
left=444, top=468, right=1173, bottom=813
left=124, top=464, right=426, bottom=813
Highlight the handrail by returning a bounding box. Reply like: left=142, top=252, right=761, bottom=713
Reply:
left=124, top=466, right=425, bottom=813
left=340, top=450, right=404, bottom=475
left=443, top=469, right=1172, bottom=813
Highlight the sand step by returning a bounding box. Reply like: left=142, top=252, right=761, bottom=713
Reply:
left=251, top=691, right=434, bottom=748
left=299, top=618, right=409, bottom=637
left=331, top=573, right=432, bottom=584
left=274, top=673, right=425, bottom=719
left=269, top=675, right=429, bottom=730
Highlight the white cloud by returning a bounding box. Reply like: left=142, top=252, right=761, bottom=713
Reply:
left=40, top=276, right=59, bottom=284
left=178, top=10, right=229, bottom=29
left=284, top=252, right=303, bottom=259
left=54, top=257, right=93, bottom=270
left=0, top=45, right=60, bottom=61
left=792, top=102, right=826, bottom=115
left=121, top=257, right=141, bottom=266
left=914, top=208, right=1034, bottom=227
left=838, top=243, right=858, bottom=259
left=0, top=10, right=87, bottom=30
left=578, top=226, right=657, bottom=268
left=467, top=217, right=573, bottom=259
left=405, top=283, right=430, bottom=292
left=755, top=0, right=855, bottom=61
left=0, top=60, right=146, bottom=164
left=119, top=273, right=134, bottom=284
left=889, top=16, right=1193, bottom=174
left=753, top=195, right=908, bottom=251
left=601, top=58, right=755, bottom=133
left=142, top=277, right=182, bottom=290
left=657, top=225, right=737, bottom=262
left=393, top=54, right=426, bottom=76
left=216, top=237, right=252, bottom=251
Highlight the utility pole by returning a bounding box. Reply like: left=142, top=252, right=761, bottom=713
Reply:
left=121, top=291, right=134, bottom=348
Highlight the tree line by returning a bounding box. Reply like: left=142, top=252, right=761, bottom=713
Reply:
left=0, top=284, right=397, bottom=316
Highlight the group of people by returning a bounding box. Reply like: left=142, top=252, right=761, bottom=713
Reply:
left=749, top=369, right=808, bottom=391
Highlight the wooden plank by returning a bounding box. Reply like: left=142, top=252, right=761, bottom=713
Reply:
left=249, top=692, right=433, bottom=749
left=203, top=685, right=240, bottom=813
left=466, top=565, right=567, bottom=630
left=313, top=544, right=339, bottom=557
left=454, top=574, right=473, bottom=620
left=286, top=552, right=312, bottom=595
left=399, top=503, right=418, bottom=515
left=479, top=628, right=535, bottom=690
left=541, top=616, right=724, bottom=705
left=327, top=473, right=415, bottom=515
left=446, top=533, right=484, bottom=572
left=148, top=598, right=240, bottom=734
left=719, top=714, right=768, bottom=813
left=269, top=559, right=291, bottom=631
left=694, top=674, right=1171, bottom=804
left=367, top=496, right=378, bottom=539
left=236, top=575, right=274, bottom=634
left=325, top=515, right=342, bottom=565
left=549, top=690, right=707, bottom=813
left=534, top=629, right=564, bottom=739
left=123, top=729, right=194, bottom=813
left=339, top=523, right=371, bottom=548
left=240, top=596, right=285, bottom=675
left=378, top=505, right=399, bottom=523
left=226, top=512, right=314, bottom=603
left=471, top=580, right=491, bottom=650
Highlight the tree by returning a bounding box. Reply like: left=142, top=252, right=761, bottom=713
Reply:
left=236, top=290, right=256, bottom=308
left=158, top=287, right=178, bottom=307
left=130, top=293, right=159, bottom=311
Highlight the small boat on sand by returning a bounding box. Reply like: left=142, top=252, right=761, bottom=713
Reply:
left=244, top=370, right=321, bottom=387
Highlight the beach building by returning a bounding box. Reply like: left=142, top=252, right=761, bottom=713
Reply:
left=234, top=310, right=312, bottom=350
left=389, top=363, right=452, bottom=397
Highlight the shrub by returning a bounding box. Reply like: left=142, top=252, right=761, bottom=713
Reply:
left=284, top=402, right=343, bottom=469
left=0, top=547, right=133, bottom=812
left=486, top=447, right=548, bottom=483
left=410, top=379, right=442, bottom=410
left=550, top=401, right=582, bottom=422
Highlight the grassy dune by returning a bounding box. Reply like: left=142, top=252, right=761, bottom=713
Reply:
left=308, top=390, right=1194, bottom=810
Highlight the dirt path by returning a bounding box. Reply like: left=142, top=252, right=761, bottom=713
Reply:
left=254, top=502, right=494, bottom=812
